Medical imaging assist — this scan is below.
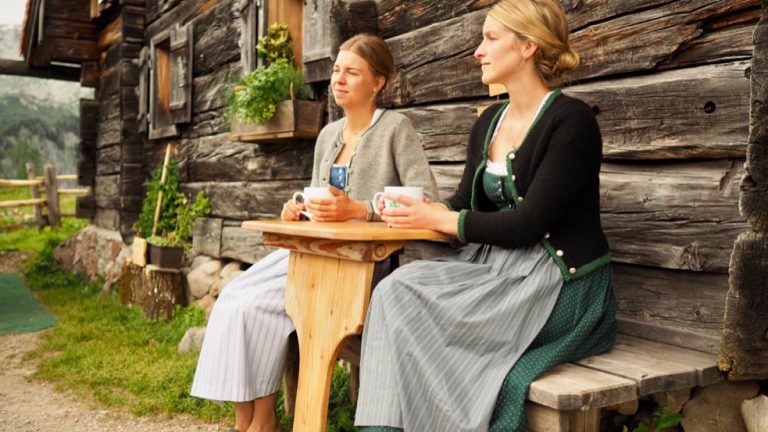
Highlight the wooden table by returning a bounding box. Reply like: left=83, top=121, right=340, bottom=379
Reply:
left=241, top=221, right=452, bottom=432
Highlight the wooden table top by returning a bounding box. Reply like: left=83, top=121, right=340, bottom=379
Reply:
left=241, top=220, right=454, bottom=241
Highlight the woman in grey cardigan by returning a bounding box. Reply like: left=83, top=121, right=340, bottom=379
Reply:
left=191, top=33, right=437, bottom=432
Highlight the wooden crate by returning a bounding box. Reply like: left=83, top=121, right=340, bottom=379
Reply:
left=230, top=99, right=325, bottom=142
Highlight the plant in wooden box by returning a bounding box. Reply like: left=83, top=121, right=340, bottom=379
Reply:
left=228, top=23, right=325, bottom=142
left=133, top=149, right=211, bottom=269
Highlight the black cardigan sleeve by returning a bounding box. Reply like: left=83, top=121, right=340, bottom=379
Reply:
left=460, top=100, right=603, bottom=248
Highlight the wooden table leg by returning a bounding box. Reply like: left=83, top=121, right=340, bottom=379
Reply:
left=284, top=251, right=376, bottom=432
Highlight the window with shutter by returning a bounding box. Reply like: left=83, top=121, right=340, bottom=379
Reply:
left=137, top=46, right=149, bottom=134
left=169, top=22, right=193, bottom=124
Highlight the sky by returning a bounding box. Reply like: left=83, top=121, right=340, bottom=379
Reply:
left=0, top=0, right=27, bottom=26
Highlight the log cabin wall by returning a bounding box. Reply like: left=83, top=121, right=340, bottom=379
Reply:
left=88, top=1, right=146, bottom=237
left=114, top=0, right=760, bottom=354
left=363, top=0, right=760, bottom=354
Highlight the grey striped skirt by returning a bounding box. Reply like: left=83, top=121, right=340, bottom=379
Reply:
left=355, top=243, right=563, bottom=432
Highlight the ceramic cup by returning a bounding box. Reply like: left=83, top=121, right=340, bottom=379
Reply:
left=373, top=186, right=424, bottom=216
left=292, top=187, right=334, bottom=220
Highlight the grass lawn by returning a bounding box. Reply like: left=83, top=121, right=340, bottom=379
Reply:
left=1, top=217, right=357, bottom=431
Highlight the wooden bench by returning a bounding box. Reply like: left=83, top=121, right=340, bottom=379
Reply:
left=283, top=320, right=720, bottom=432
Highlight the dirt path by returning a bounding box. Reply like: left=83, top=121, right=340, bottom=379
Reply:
left=0, top=252, right=228, bottom=432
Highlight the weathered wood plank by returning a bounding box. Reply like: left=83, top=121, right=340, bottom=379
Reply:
left=613, top=335, right=721, bottom=387
left=192, top=62, right=239, bottom=115
left=600, top=160, right=747, bottom=272
left=575, top=348, right=697, bottom=396
left=430, top=160, right=747, bottom=272
left=146, top=0, right=219, bottom=39
left=179, top=133, right=314, bottom=183
left=566, top=61, right=750, bottom=160
left=94, top=175, right=121, bottom=209
left=192, top=217, right=223, bottom=257
left=51, top=38, right=97, bottom=62
left=613, top=263, right=728, bottom=338
left=191, top=0, right=240, bottom=76
left=376, top=0, right=485, bottom=38
left=80, top=99, right=99, bottom=142
left=181, top=181, right=306, bottom=220
left=379, top=0, right=758, bottom=107
left=618, top=317, right=722, bottom=356
left=96, top=144, right=122, bottom=175
left=220, top=224, right=272, bottom=264
left=527, top=362, right=637, bottom=411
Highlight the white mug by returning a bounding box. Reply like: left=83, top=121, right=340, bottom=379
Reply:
left=292, top=187, right=334, bottom=220
left=373, top=186, right=424, bottom=216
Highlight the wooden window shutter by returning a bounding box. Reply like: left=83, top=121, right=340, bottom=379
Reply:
left=137, top=46, right=149, bottom=133
left=169, top=22, right=193, bottom=125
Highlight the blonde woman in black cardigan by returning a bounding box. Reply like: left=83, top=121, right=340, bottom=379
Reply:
left=355, top=1, right=616, bottom=431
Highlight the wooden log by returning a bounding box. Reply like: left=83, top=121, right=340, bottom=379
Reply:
left=94, top=175, right=120, bottom=209
left=146, top=0, right=218, bottom=39
left=741, top=394, right=768, bottom=432
left=618, top=317, right=722, bottom=356
left=740, top=148, right=768, bottom=229
left=0, top=198, right=47, bottom=209
left=44, top=164, right=61, bottom=228
left=119, top=259, right=144, bottom=305
left=26, top=163, right=44, bottom=228
left=51, top=38, right=97, bottom=62
left=76, top=195, right=95, bottom=220
left=142, top=264, right=184, bottom=320
left=431, top=160, right=748, bottom=272
left=192, top=217, right=223, bottom=258
left=58, top=188, right=90, bottom=196
left=0, top=179, right=44, bottom=188
left=565, top=61, right=751, bottom=160
left=0, top=59, right=80, bottom=81
left=379, top=0, right=758, bottom=107
left=220, top=225, right=271, bottom=264
left=96, top=144, right=122, bottom=175
left=192, top=61, right=239, bottom=115
left=718, top=232, right=768, bottom=380
left=191, top=0, right=239, bottom=76
left=180, top=133, right=314, bottom=182
left=613, top=263, right=728, bottom=339
left=181, top=180, right=306, bottom=220
left=80, top=99, right=99, bottom=142
left=93, top=208, right=120, bottom=231
left=376, top=0, right=484, bottom=38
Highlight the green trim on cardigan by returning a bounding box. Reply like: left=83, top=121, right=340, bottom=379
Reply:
left=541, top=238, right=612, bottom=281
left=438, top=199, right=455, bottom=211
left=457, top=209, right=469, bottom=243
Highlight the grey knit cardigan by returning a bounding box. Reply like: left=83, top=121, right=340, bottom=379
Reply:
left=310, top=109, right=439, bottom=221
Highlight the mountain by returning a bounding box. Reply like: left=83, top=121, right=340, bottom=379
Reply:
left=0, top=24, right=92, bottom=179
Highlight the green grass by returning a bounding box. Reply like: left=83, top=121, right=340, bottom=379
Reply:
left=1, top=218, right=358, bottom=430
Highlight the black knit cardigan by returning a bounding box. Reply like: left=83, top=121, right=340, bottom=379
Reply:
left=443, top=91, right=611, bottom=281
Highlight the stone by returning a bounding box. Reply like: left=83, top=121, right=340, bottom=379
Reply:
left=178, top=326, right=207, bottom=353
left=53, top=225, right=130, bottom=292
left=209, top=279, right=222, bottom=298
left=741, top=394, right=768, bottom=432
left=190, top=254, right=213, bottom=270
left=681, top=380, right=760, bottom=432
left=220, top=261, right=242, bottom=281
left=653, top=388, right=692, bottom=413
left=195, top=294, right=216, bottom=316
left=186, top=259, right=222, bottom=300
left=219, top=270, right=244, bottom=296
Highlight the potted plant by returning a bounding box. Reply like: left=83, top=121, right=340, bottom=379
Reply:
left=228, top=23, right=325, bottom=142
left=133, top=159, right=211, bottom=269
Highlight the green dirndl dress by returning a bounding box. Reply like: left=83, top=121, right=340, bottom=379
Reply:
left=362, top=170, right=617, bottom=432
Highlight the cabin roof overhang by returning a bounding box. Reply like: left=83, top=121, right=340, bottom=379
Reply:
left=19, top=0, right=98, bottom=68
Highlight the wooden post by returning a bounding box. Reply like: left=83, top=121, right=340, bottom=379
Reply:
left=142, top=265, right=184, bottom=320
left=43, top=164, right=61, bottom=228
left=151, top=144, right=173, bottom=237
left=26, top=162, right=44, bottom=229
left=719, top=4, right=768, bottom=380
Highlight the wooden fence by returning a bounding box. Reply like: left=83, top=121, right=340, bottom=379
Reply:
left=0, top=162, right=91, bottom=229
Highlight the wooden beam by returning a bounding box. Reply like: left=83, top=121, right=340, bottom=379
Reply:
left=0, top=59, right=80, bottom=81
left=0, top=198, right=47, bottom=209
left=0, top=179, right=44, bottom=188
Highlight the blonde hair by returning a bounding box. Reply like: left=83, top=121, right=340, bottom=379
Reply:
left=489, top=0, right=579, bottom=85
left=339, top=33, right=395, bottom=89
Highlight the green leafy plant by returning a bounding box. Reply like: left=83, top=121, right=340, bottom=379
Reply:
left=227, top=22, right=311, bottom=125
left=256, top=23, right=294, bottom=65
left=624, top=408, right=684, bottom=432
left=228, top=59, right=310, bottom=124
left=133, top=162, right=211, bottom=248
